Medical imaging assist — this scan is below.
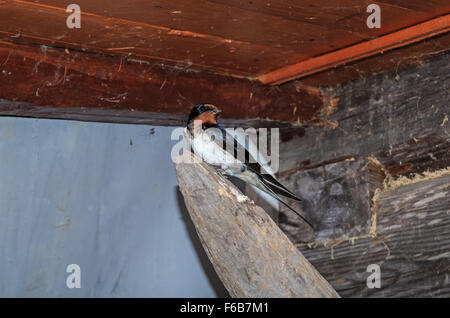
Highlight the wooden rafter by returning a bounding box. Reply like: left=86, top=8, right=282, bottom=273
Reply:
left=258, top=15, right=450, bottom=85
left=0, top=40, right=324, bottom=126
left=175, top=151, right=340, bottom=298
left=1, top=0, right=449, bottom=82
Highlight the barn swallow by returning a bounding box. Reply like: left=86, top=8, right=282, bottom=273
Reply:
left=185, top=103, right=312, bottom=228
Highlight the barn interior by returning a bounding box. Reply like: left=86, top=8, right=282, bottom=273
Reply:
left=0, top=0, right=449, bottom=297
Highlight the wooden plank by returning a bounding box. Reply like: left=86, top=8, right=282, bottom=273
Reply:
left=299, top=174, right=450, bottom=297
left=279, top=127, right=449, bottom=244
left=279, top=129, right=450, bottom=244
left=275, top=47, right=450, bottom=297
left=278, top=51, right=450, bottom=173
left=279, top=157, right=384, bottom=244
left=3, top=0, right=448, bottom=79
left=32, top=0, right=365, bottom=54
left=210, top=0, right=445, bottom=37
left=377, top=133, right=450, bottom=178
left=0, top=100, right=300, bottom=128
left=375, top=0, right=450, bottom=13
left=0, top=0, right=293, bottom=77
left=174, top=151, right=340, bottom=298
left=258, top=15, right=450, bottom=85
left=0, top=0, right=362, bottom=77
left=296, top=32, right=450, bottom=87
left=0, top=40, right=324, bottom=125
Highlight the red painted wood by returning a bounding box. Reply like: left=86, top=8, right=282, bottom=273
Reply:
left=0, top=41, right=324, bottom=125
left=258, top=15, right=450, bottom=85
left=1, top=0, right=448, bottom=80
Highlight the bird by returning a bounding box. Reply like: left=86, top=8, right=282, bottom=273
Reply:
left=185, top=103, right=313, bottom=228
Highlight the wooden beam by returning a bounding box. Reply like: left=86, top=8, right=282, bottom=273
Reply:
left=4, top=0, right=448, bottom=84
left=279, top=157, right=384, bottom=244
left=0, top=40, right=324, bottom=126
left=299, top=173, right=450, bottom=297
left=174, top=151, right=339, bottom=298
left=278, top=129, right=450, bottom=244
left=0, top=0, right=297, bottom=77
left=377, top=133, right=450, bottom=178
left=296, top=31, right=450, bottom=87
left=278, top=51, right=450, bottom=173
left=258, top=15, right=450, bottom=85
left=278, top=130, right=450, bottom=243
left=273, top=46, right=450, bottom=297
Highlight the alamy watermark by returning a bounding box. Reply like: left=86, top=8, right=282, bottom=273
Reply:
left=66, top=264, right=81, bottom=289
left=66, top=4, right=81, bottom=29
left=171, top=124, right=280, bottom=174
left=366, top=264, right=381, bottom=288
left=367, top=4, right=381, bottom=29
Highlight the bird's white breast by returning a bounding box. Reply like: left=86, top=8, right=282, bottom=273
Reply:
left=190, top=131, right=235, bottom=167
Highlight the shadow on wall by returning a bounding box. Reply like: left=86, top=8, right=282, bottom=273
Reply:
left=175, top=187, right=230, bottom=297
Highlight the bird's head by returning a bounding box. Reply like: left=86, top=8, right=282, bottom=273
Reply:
left=187, top=103, right=222, bottom=129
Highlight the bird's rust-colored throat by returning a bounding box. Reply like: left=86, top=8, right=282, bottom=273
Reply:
left=196, top=112, right=218, bottom=126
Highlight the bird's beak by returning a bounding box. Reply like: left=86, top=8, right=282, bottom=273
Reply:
left=212, top=109, right=222, bottom=114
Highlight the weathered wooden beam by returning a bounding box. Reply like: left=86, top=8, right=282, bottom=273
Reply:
left=174, top=151, right=339, bottom=298
left=274, top=50, right=450, bottom=297
left=277, top=127, right=450, bottom=247
left=298, top=173, right=450, bottom=297
left=258, top=15, right=450, bottom=85
left=295, top=32, right=450, bottom=87
left=6, top=0, right=447, bottom=81
left=0, top=100, right=298, bottom=129
left=277, top=49, right=449, bottom=245
left=0, top=40, right=324, bottom=126
left=376, top=133, right=450, bottom=178
left=279, top=51, right=450, bottom=173
left=0, top=0, right=295, bottom=77
left=278, top=132, right=450, bottom=244
left=279, top=157, right=384, bottom=244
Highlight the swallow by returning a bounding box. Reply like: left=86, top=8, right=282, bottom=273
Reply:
left=185, top=103, right=313, bottom=228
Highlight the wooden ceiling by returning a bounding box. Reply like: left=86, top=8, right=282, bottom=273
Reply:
left=1, top=0, right=449, bottom=83
left=0, top=0, right=449, bottom=125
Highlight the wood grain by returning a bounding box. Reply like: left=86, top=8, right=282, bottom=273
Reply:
left=1, top=0, right=448, bottom=79
left=0, top=40, right=324, bottom=125
left=174, top=151, right=339, bottom=298
left=377, top=133, right=450, bottom=178
left=277, top=50, right=450, bottom=297
left=299, top=174, right=450, bottom=297
left=279, top=157, right=384, bottom=244
left=258, top=15, right=450, bottom=85
left=296, top=32, right=450, bottom=87
left=279, top=51, right=450, bottom=173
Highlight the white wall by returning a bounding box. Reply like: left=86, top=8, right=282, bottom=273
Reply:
left=0, top=117, right=227, bottom=297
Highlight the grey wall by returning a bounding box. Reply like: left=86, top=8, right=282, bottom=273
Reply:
left=0, top=117, right=227, bottom=297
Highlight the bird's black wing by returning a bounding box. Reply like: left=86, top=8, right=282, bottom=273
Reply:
left=205, top=125, right=302, bottom=201
left=204, top=125, right=313, bottom=227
